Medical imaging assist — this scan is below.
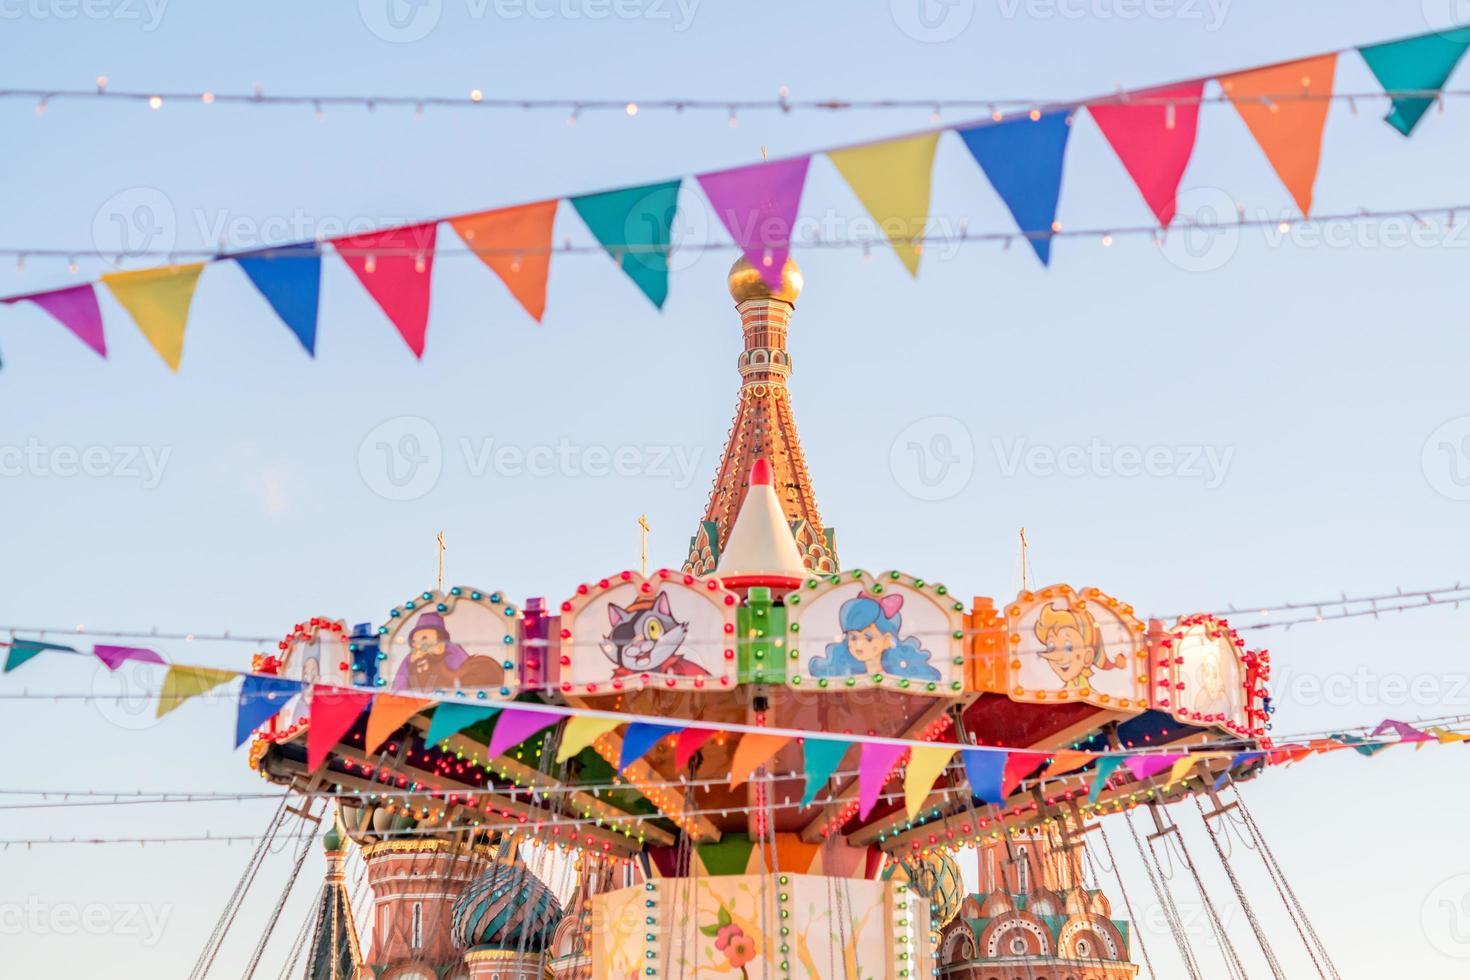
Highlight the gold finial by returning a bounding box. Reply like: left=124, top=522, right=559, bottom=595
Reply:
left=638, top=515, right=651, bottom=576
left=436, top=532, right=446, bottom=592
left=728, top=254, right=803, bottom=304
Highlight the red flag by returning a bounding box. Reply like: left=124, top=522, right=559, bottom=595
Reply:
left=333, top=223, right=438, bottom=357
left=674, top=727, right=719, bottom=771
left=1002, top=751, right=1048, bottom=796
left=1087, top=81, right=1204, bottom=226
left=307, top=686, right=373, bottom=771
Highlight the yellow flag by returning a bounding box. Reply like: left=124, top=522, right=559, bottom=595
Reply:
left=827, top=133, right=941, bottom=277
left=904, top=745, right=957, bottom=820
left=156, top=665, right=237, bottom=718
left=1168, top=756, right=1198, bottom=785
left=556, top=715, right=621, bottom=763
left=102, top=263, right=206, bottom=372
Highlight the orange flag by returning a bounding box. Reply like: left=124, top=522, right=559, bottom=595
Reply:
left=449, top=200, right=558, bottom=322
left=1220, top=54, right=1337, bottom=216
left=1039, top=750, right=1094, bottom=780
left=730, top=732, right=792, bottom=787
left=364, top=693, right=433, bottom=754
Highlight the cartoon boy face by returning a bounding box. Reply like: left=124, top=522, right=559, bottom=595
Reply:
left=845, top=624, right=895, bottom=667
left=1041, top=623, right=1091, bottom=683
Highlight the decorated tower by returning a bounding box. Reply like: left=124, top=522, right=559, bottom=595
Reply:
left=684, top=255, right=837, bottom=575
left=305, top=811, right=365, bottom=980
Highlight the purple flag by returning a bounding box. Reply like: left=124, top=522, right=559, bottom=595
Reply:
left=486, top=707, right=564, bottom=759
left=858, top=743, right=907, bottom=819
left=697, top=156, right=811, bottom=290
left=1123, top=753, right=1184, bottom=781
left=1372, top=718, right=1432, bottom=743
left=93, top=645, right=165, bottom=671
left=3, top=285, right=106, bottom=357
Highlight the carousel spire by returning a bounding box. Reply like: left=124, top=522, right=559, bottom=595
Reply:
left=715, top=458, right=809, bottom=584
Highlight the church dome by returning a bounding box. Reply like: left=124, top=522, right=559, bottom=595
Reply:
left=728, top=254, right=803, bottom=305
left=452, top=861, right=563, bottom=953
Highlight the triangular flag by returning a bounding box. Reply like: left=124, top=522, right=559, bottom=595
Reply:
left=307, top=686, right=373, bottom=771
left=1427, top=726, right=1470, bottom=745
left=1359, top=28, right=1470, bottom=136
left=1168, top=755, right=1199, bottom=785
left=235, top=675, right=304, bottom=746
left=4, top=639, right=76, bottom=673
left=102, top=263, right=206, bottom=371
left=570, top=179, right=681, bottom=309
left=488, top=707, right=565, bottom=759
left=904, top=745, right=957, bottom=820
left=557, top=715, right=622, bottom=763
left=1087, top=81, right=1204, bottom=225
left=801, top=737, right=852, bottom=807
left=957, top=110, right=1072, bottom=264
left=962, top=749, right=1007, bottom=805
left=1371, top=718, right=1433, bottom=743
left=1124, top=753, right=1184, bottom=781
left=1220, top=54, right=1338, bottom=215
left=3, top=285, right=107, bottom=356
left=424, top=701, right=498, bottom=747
left=697, top=156, right=811, bottom=289
left=1039, top=750, right=1094, bottom=781
left=858, top=743, right=908, bottom=820
left=674, top=727, right=719, bottom=771
left=93, top=645, right=165, bottom=671
left=235, top=243, right=322, bottom=354
left=364, top=693, right=433, bottom=754
left=697, top=836, right=758, bottom=876
left=333, top=223, right=438, bottom=357
left=729, top=732, right=792, bottom=787
left=827, top=133, right=941, bottom=275
left=1088, top=755, right=1124, bottom=803
left=156, top=665, right=237, bottom=717
left=620, top=723, right=679, bottom=771
left=449, top=200, right=558, bottom=321
left=1001, top=751, right=1048, bottom=797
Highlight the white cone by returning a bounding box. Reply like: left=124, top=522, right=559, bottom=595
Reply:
left=715, top=459, right=807, bottom=579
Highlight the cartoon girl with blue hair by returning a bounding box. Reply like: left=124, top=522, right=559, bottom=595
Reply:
left=808, top=592, right=940, bottom=680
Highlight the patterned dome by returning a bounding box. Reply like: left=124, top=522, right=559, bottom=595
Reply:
left=452, top=861, right=563, bottom=953
left=885, top=852, right=965, bottom=927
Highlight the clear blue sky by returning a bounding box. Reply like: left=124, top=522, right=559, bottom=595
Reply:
left=4, top=1, right=1470, bottom=976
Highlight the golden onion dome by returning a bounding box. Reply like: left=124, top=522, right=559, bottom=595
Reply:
left=728, top=254, right=803, bottom=305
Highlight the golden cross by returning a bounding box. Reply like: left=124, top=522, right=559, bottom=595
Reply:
left=1019, top=527, right=1030, bottom=592
left=638, top=515, right=651, bottom=577
left=436, top=531, right=446, bottom=592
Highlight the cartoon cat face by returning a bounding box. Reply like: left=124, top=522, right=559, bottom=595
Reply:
left=599, top=591, right=689, bottom=672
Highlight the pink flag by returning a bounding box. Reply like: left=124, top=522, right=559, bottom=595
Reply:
left=857, top=743, right=907, bottom=820
left=3, top=284, right=107, bottom=357
left=1087, top=81, right=1204, bottom=226
left=308, top=686, right=373, bottom=771
left=486, top=707, right=564, bottom=759
left=333, top=223, right=438, bottom=357
left=1124, top=753, right=1184, bottom=781
left=1372, top=719, right=1432, bottom=743
left=93, top=645, right=165, bottom=671
left=697, top=156, right=810, bottom=290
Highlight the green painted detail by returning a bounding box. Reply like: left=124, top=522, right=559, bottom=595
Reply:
left=737, top=588, right=787, bottom=684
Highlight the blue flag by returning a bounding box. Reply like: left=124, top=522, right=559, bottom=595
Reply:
left=424, top=702, right=498, bottom=748
left=620, top=722, right=680, bottom=772
left=235, top=243, right=322, bottom=354
left=235, top=675, right=305, bottom=746
left=957, top=110, right=1073, bottom=264
left=962, top=749, right=1007, bottom=805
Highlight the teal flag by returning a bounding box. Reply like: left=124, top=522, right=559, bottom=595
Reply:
left=424, top=702, right=498, bottom=747
left=1359, top=28, right=1470, bottom=136
left=800, top=737, right=852, bottom=807
left=4, top=639, right=76, bottom=672
left=1088, top=755, right=1125, bottom=803
left=570, top=179, right=681, bottom=308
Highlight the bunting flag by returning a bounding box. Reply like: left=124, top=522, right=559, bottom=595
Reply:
left=101, top=263, right=206, bottom=371
left=556, top=714, right=622, bottom=762
left=235, top=244, right=322, bottom=354
left=570, top=180, right=681, bottom=309
left=3, top=638, right=76, bottom=673
left=697, top=156, right=811, bottom=288
left=2, top=285, right=106, bottom=357
left=904, top=745, right=957, bottom=819
left=800, top=737, right=852, bottom=807
left=449, top=200, right=558, bottom=321
left=1371, top=718, right=1433, bottom=743
left=729, top=732, right=792, bottom=787
left=1088, top=755, right=1125, bottom=802
left=962, top=749, right=1007, bottom=805
left=1039, top=749, right=1094, bottom=781
left=957, top=110, right=1072, bottom=264
left=155, top=665, right=236, bottom=717
left=424, top=701, right=498, bottom=747
left=93, top=645, right=165, bottom=671
left=1124, top=752, right=1184, bottom=781
left=1359, top=28, right=1470, bottom=136
left=1220, top=54, right=1338, bottom=215
left=1168, top=755, right=1200, bottom=785
left=827, top=134, right=941, bottom=276
left=674, top=727, right=719, bottom=771
left=364, top=693, right=434, bottom=754
left=1001, top=751, right=1048, bottom=797
left=487, top=707, right=565, bottom=759
left=1267, top=744, right=1315, bottom=766
left=1087, top=81, right=1204, bottom=225
left=234, top=675, right=304, bottom=746
left=620, top=722, right=679, bottom=772
left=333, top=223, right=438, bottom=357
left=307, top=687, right=373, bottom=771
left=857, top=742, right=908, bottom=820
left=1426, top=726, right=1470, bottom=745
left=1214, top=750, right=1265, bottom=789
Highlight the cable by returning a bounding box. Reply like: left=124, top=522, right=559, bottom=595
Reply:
left=1191, top=792, right=1288, bottom=979
left=1095, top=821, right=1159, bottom=980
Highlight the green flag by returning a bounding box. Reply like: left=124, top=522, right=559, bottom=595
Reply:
left=570, top=179, right=681, bottom=308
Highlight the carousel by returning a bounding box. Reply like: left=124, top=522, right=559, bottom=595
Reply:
left=214, top=255, right=1324, bottom=980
